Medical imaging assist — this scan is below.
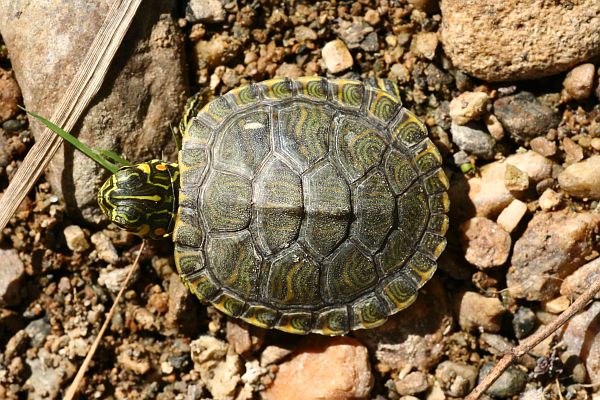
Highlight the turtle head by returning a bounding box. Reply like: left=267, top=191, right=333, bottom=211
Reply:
left=98, top=160, right=180, bottom=239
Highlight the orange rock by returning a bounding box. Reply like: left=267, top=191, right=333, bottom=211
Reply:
left=262, top=336, right=373, bottom=400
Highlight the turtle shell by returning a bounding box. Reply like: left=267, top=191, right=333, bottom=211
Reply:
left=173, top=77, right=449, bottom=335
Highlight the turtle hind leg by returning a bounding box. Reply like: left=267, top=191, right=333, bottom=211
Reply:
left=364, top=77, right=400, bottom=100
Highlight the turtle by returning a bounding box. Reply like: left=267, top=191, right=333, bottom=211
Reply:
left=97, top=76, right=449, bottom=335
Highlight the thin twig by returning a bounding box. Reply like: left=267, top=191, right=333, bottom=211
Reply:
left=0, top=0, right=142, bottom=232
left=63, top=241, right=146, bottom=400
left=466, top=276, right=600, bottom=399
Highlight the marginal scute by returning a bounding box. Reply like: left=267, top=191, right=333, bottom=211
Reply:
left=173, top=220, right=204, bottom=248
left=254, top=157, right=303, bottom=254
left=314, top=307, right=349, bottom=335
left=277, top=312, right=312, bottom=334
left=406, top=251, right=437, bottom=286
left=390, top=111, right=428, bottom=148
left=334, top=114, right=387, bottom=183
left=350, top=294, right=388, bottom=330
left=261, top=78, right=293, bottom=100
left=382, top=273, right=418, bottom=312
left=424, top=169, right=450, bottom=194
left=296, top=76, right=328, bottom=100
left=383, top=149, right=418, bottom=195
left=225, top=84, right=260, bottom=107
left=214, top=108, right=270, bottom=177
left=206, top=231, right=259, bottom=300
left=267, top=245, right=322, bottom=307
left=275, top=101, right=332, bottom=172
left=302, top=162, right=351, bottom=258
left=428, top=213, right=450, bottom=236
left=414, top=139, right=443, bottom=174
left=351, top=170, right=395, bottom=254
left=174, top=244, right=204, bottom=278
left=330, top=80, right=363, bottom=109
left=419, top=232, right=447, bottom=259
left=241, top=304, right=279, bottom=329
left=184, top=117, right=213, bottom=145
left=212, top=291, right=246, bottom=317
left=324, top=242, right=378, bottom=303
left=187, top=269, right=220, bottom=302
left=429, top=191, right=451, bottom=214
left=204, top=96, right=234, bottom=125
left=202, top=171, right=252, bottom=232
left=367, top=87, right=399, bottom=123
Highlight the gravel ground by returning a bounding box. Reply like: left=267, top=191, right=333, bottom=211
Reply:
left=1, top=1, right=600, bottom=399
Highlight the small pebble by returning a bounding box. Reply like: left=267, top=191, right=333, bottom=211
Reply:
left=294, top=26, right=317, bottom=41
left=530, top=136, right=556, bottom=157
left=512, top=306, right=537, bottom=339
left=542, top=295, right=570, bottom=314
left=410, top=32, right=438, bottom=60
left=186, top=0, right=226, bottom=23
left=493, top=92, right=560, bottom=141
left=484, top=114, right=504, bottom=140
left=0, top=68, right=22, bottom=123
left=504, top=164, right=529, bottom=191
left=538, top=188, right=561, bottom=211
left=562, top=302, right=600, bottom=384
left=435, top=361, right=478, bottom=397
left=478, top=363, right=527, bottom=398
left=63, top=225, right=90, bottom=252
left=560, top=352, right=588, bottom=384
left=90, top=231, right=119, bottom=264
left=449, top=91, right=490, bottom=125
left=496, top=199, right=527, bottom=233
left=563, top=137, right=584, bottom=164
left=562, top=63, right=596, bottom=101
left=450, top=122, right=496, bottom=159
left=460, top=217, right=511, bottom=269
left=321, top=39, right=353, bottom=74
left=591, top=137, right=600, bottom=151
left=558, top=155, right=600, bottom=199
left=364, top=9, right=381, bottom=26
left=394, top=371, right=430, bottom=396
left=457, top=291, right=505, bottom=332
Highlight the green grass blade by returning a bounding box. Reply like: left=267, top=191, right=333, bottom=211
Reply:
left=21, top=107, right=119, bottom=174
left=99, top=150, right=133, bottom=167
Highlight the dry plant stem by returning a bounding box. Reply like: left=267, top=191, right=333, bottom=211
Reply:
left=466, top=276, right=600, bottom=400
left=63, top=241, right=146, bottom=400
left=0, top=0, right=142, bottom=232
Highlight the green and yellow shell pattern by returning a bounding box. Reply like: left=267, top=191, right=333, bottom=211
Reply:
left=173, top=76, right=449, bottom=335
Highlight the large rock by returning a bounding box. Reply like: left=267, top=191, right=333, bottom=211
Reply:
left=493, top=92, right=560, bottom=141
left=0, top=248, right=24, bottom=307
left=558, top=155, right=600, bottom=200
left=440, top=0, right=600, bottom=81
left=0, top=0, right=187, bottom=223
left=262, top=336, right=373, bottom=400
left=507, top=210, right=600, bottom=301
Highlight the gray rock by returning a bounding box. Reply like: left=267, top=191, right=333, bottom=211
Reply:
left=24, top=348, right=76, bottom=400
left=507, top=210, right=600, bottom=301
left=24, top=318, right=51, bottom=348
left=186, top=0, right=226, bottom=23
left=450, top=122, right=495, bottom=159
left=440, top=1, right=600, bottom=81
left=493, top=92, right=560, bottom=141
left=0, top=248, right=24, bottom=307
left=478, top=362, right=527, bottom=398
left=0, top=0, right=187, bottom=223
left=435, top=361, right=478, bottom=397
left=558, top=155, right=600, bottom=200
left=360, top=31, right=379, bottom=52
left=512, top=306, right=537, bottom=339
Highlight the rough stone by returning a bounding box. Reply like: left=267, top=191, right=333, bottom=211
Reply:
left=450, top=122, right=495, bottom=159
left=364, top=9, right=381, bottom=26
left=530, top=136, right=556, bottom=157
left=98, top=266, right=137, bottom=293
left=563, top=137, right=584, bottom=164
left=186, top=0, right=226, bottom=23
left=226, top=318, right=264, bottom=356
left=493, top=92, right=560, bottom=141
left=538, top=188, right=561, bottom=211
left=563, top=63, right=596, bottom=101
left=561, top=257, right=600, bottom=300
left=504, top=164, right=529, bottom=192
left=260, top=345, right=294, bottom=367
left=355, top=278, right=452, bottom=372
left=0, top=68, right=22, bottom=123
left=507, top=210, right=600, bottom=301
left=460, top=217, right=511, bottom=269
left=117, top=343, right=151, bottom=375
left=478, top=363, right=527, bottom=398
left=449, top=91, right=490, bottom=125
left=410, top=32, right=438, bottom=60
left=195, top=32, right=243, bottom=71
left=63, top=225, right=90, bottom=253
left=191, top=335, right=242, bottom=400
left=262, top=336, right=373, bottom=400
left=558, top=155, right=600, bottom=200
left=543, top=295, right=570, bottom=314
left=496, top=199, right=527, bottom=233
left=91, top=231, right=119, bottom=264
left=440, top=1, right=600, bottom=81
left=435, top=361, right=478, bottom=397
left=456, top=291, right=505, bottom=333
left=275, top=63, right=304, bottom=78
left=484, top=113, right=504, bottom=140
left=24, top=348, right=76, bottom=400
left=512, top=306, right=537, bottom=339
left=394, top=371, right=430, bottom=396
left=562, top=302, right=600, bottom=386
left=0, top=248, right=24, bottom=307
left=322, top=39, right=354, bottom=74
left=0, top=1, right=187, bottom=223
